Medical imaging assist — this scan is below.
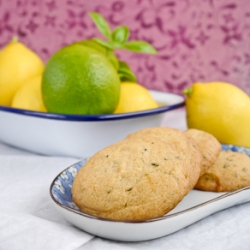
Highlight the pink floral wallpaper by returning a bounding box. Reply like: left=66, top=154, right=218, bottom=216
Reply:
left=0, top=0, right=250, bottom=94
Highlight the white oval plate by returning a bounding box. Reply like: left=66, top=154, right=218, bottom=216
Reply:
left=50, top=146, right=250, bottom=242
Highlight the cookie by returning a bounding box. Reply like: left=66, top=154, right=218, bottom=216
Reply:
left=195, top=150, right=250, bottom=192
left=72, top=127, right=202, bottom=221
left=126, top=127, right=202, bottom=190
left=184, top=129, right=221, bottom=176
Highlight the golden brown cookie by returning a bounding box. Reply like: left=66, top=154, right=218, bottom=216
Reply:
left=126, top=127, right=202, bottom=190
left=195, top=150, right=250, bottom=192
left=184, top=129, right=221, bottom=176
left=72, top=127, right=203, bottom=221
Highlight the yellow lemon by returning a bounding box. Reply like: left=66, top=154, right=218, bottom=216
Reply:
left=11, top=75, right=47, bottom=112
left=183, top=81, right=250, bottom=147
left=0, top=37, right=44, bottom=106
left=114, top=82, right=158, bottom=113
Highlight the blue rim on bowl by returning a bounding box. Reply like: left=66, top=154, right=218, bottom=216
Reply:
left=0, top=91, right=185, bottom=121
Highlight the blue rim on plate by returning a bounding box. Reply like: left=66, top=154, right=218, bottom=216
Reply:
left=50, top=144, right=250, bottom=224
left=0, top=93, right=185, bottom=121
left=221, top=144, right=250, bottom=157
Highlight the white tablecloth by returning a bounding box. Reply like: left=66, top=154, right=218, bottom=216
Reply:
left=0, top=108, right=250, bottom=250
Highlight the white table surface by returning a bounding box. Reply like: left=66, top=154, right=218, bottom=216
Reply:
left=0, top=108, right=250, bottom=250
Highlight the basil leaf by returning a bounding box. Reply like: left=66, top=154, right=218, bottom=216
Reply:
left=89, top=12, right=112, bottom=39
left=118, top=61, right=137, bottom=82
left=109, top=41, right=123, bottom=49
left=123, top=41, right=157, bottom=54
left=118, top=61, right=132, bottom=72
left=93, top=38, right=114, bottom=50
left=118, top=72, right=137, bottom=82
left=112, top=26, right=130, bottom=44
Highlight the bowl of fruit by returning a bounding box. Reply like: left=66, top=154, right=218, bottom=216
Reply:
left=0, top=13, right=184, bottom=158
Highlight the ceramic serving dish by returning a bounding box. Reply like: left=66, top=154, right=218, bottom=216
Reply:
left=50, top=144, right=250, bottom=242
left=0, top=90, right=184, bottom=158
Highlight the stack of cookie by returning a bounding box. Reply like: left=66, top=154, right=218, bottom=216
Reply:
left=72, top=127, right=250, bottom=221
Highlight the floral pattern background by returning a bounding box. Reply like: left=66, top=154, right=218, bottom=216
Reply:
left=1, top=0, right=250, bottom=94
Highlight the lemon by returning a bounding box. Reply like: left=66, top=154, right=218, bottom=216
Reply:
left=42, top=44, right=120, bottom=115
left=11, top=75, right=46, bottom=112
left=0, top=37, right=44, bottom=106
left=114, top=82, right=158, bottom=113
left=184, top=81, right=250, bottom=147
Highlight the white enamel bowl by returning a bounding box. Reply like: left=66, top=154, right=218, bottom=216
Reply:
left=0, top=90, right=184, bottom=158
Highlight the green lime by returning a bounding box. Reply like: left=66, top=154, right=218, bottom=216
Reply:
left=75, top=39, right=119, bottom=70
left=42, top=44, right=120, bottom=115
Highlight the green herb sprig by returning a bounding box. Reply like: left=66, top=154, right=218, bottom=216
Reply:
left=89, top=12, right=157, bottom=82
left=89, top=12, right=157, bottom=54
